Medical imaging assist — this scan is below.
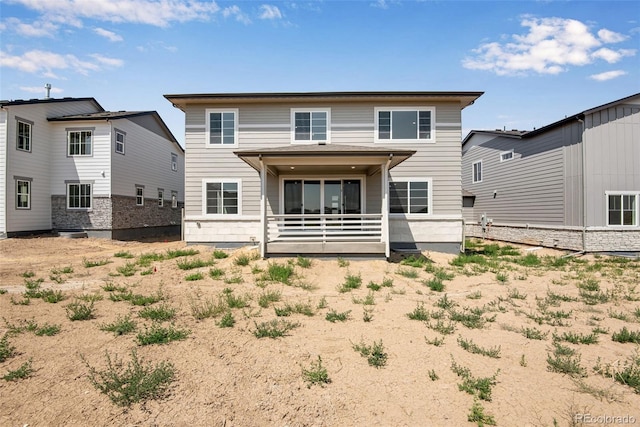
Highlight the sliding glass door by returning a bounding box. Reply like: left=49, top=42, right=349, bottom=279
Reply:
left=284, top=179, right=361, bottom=216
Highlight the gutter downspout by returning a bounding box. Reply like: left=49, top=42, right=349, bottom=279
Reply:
left=577, top=117, right=587, bottom=252
left=259, top=155, right=267, bottom=258
left=382, top=156, right=392, bottom=259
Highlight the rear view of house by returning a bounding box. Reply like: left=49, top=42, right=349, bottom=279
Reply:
left=0, top=97, right=184, bottom=239
left=462, top=92, right=640, bottom=252
left=165, top=91, right=482, bottom=257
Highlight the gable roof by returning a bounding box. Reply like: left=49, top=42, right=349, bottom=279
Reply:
left=0, top=97, right=104, bottom=110
left=462, top=92, right=640, bottom=147
left=165, top=91, right=483, bottom=111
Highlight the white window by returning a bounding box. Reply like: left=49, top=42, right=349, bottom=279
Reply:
left=136, top=186, right=144, bottom=206
left=17, top=119, right=32, bottom=152
left=115, top=130, right=125, bottom=154
left=67, top=183, right=92, bottom=209
left=206, top=109, right=238, bottom=146
left=171, top=191, right=178, bottom=209
left=203, top=180, right=240, bottom=215
left=291, top=109, right=330, bottom=143
left=473, top=161, right=482, bottom=183
left=158, top=189, right=164, bottom=207
left=16, top=179, right=31, bottom=209
left=375, top=107, right=434, bottom=143
left=389, top=179, right=432, bottom=214
left=607, top=193, right=638, bottom=226
left=500, top=150, right=514, bottom=162
left=68, top=130, right=92, bottom=156
left=171, top=153, right=178, bottom=171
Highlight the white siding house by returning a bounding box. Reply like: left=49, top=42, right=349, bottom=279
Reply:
left=462, top=92, right=640, bottom=252
left=165, top=91, right=483, bottom=257
left=0, top=97, right=184, bottom=239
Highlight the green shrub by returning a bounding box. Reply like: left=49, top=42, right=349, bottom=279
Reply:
left=165, top=248, right=199, bottom=258
left=253, top=319, right=300, bottom=338
left=137, top=252, right=165, bottom=267
left=296, top=256, right=312, bottom=268
left=352, top=339, right=387, bottom=368
left=100, top=315, right=136, bottom=336
left=3, top=359, right=33, bottom=381
left=212, top=250, right=228, bottom=259
left=423, top=277, right=444, bottom=292
left=407, top=303, right=430, bottom=321
left=400, top=255, right=430, bottom=268
left=263, top=262, right=295, bottom=284
left=209, top=267, right=225, bottom=279
left=258, top=290, right=282, bottom=308
left=83, top=350, right=175, bottom=406
left=113, top=251, right=134, bottom=259
left=177, top=258, right=213, bottom=270
left=41, top=289, right=66, bottom=303
left=136, top=323, right=190, bottom=346
left=612, top=327, right=640, bottom=344
left=218, top=311, right=235, bottom=328
left=325, top=309, right=351, bottom=323
left=467, top=399, right=497, bottom=426
left=84, top=258, right=111, bottom=268
left=451, top=358, right=499, bottom=401
left=139, top=304, right=176, bottom=322
left=66, top=300, right=95, bottom=321
left=302, top=356, right=330, bottom=387
left=185, top=272, right=204, bottom=281
left=338, top=273, right=362, bottom=293
left=0, top=334, right=16, bottom=362
left=396, top=267, right=419, bottom=279
left=457, top=336, right=501, bottom=358
left=117, top=262, right=137, bottom=277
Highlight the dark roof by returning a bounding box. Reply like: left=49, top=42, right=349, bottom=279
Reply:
left=165, top=91, right=483, bottom=110
left=0, top=97, right=103, bottom=110
left=462, top=92, right=640, bottom=146
left=48, top=111, right=153, bottom=121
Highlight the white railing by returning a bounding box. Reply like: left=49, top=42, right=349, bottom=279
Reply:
left=267, top=214, right=383, bottom=242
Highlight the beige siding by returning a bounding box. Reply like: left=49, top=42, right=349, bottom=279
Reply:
left=584, top=100, right=640, bottom=226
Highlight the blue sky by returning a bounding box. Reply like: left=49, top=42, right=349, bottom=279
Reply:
left=1, top=0, right=639, bottom=146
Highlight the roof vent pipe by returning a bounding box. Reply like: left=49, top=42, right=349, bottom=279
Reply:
left=45, top=83, right=51, bottom=99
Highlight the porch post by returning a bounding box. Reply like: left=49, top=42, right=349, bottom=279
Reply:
left=382, top=159, right=391, bottom=258
left=259, top=159, right=267, bottom=258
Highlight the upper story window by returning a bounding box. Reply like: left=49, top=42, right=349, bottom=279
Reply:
left=206, top=109, right=237, bottom=146
left=115, top=130, right=125, bottom=154
left=389, top=179, right=431, bottom=214
left=68, top=130, right=92, bottom=156
left=17, top=119, right=33, bottom=152
left=375, top=107, right=434, bottom=143
left=607, top=193, right=638, bottom=226
left=171, top=153, right=178, bottom=171
left=291, top=109, right=329, bottom=143
left=473, top=160, right=482, bottom=183
left=500, top=150, right=514, bottom=162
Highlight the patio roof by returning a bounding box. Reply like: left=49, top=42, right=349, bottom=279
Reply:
left=234, top=144, right=416, bottom=175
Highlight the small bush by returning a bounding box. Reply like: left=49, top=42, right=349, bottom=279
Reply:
left=553, top=331, right=599, bottom=345
left=218, top=311, right=235, bottom=328
left=165, top=248, right=199, bottom=258
left=338, top=273, right=362, bottom=293
left=0, top=334, right=16, bottom=362
left=177, top=258, right=213, bottom=270
left=407, top=303, right=431, bottom=321
left=263, top=262, right=295, bottom=284
left=296, top=256, right=312, bottom=268
left=223, top=289, right=250, bottom=309
left=258, top=290, right=282, bottom=308
left=139, top=304, right=176, bottom=322
left=3, top=359, right=33, bottom=382
left=137, top=252, right=165, bottom=267
left=367, top=281, right=381, bottom=291
left=253, top=319, right=300, bottom=338
left=129, top=292, right=163, bottom=306
left=84, top=258, right=111, bottom=268
left=325, top=309, right=351, bottom=323
left=302, top=356, right=330, bottom=387
left=100, top=315, right=136, bottom=336
left=594, top=351, right=640, bottom=394
left=66, top=300, right=95, bottom=321
left=457, top=336, right=501, bottom=358
left=209, top=267, right=225, bottom=279
left=352, top=291, right=375, bottom=305
left=521, top=327, right=549, bottom=340
left=189, top=296, right=226, bottom=320
left=83, top=350, right=175, bottom=407
left=352, top=339, right=387, bottom=368
left=117, top=263, right=137, bottom=277
left=400, top=255, right=430, bottom=268
left=612, top=327, right=640, bottom=344
left=547, top=351, right=587, bottom=377
left=114, top=251, right=134, bottom=259
left=32, top=322, right=61, bottom=336
left=337, top=257, right=350, bottom=267
left=396, top=267, right=419, bottom=279
left=136, top=323, right=190, bottom=346
left=212, top=250, right=228, bottom=259
left=451, top=358, right=499, bottom=401
left=423, top=277, right=445, bottom=292
left=41, top=289, right=66, bottom=303
left=468, top=400, right=497, bottom=426
left=185, top=272, right=204, bottom=281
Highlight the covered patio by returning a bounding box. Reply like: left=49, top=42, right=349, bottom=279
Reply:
left=235, top=144, right=415, bottom=257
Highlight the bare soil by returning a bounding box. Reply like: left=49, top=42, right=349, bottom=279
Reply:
left=1, top=236, right=639, bottom=426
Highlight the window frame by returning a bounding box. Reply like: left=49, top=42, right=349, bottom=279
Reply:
left=158, top=189, right=164, bottom=208
left=205, top=109, right=238, bottom=147
left=472, top=160, right=482, bottom=183
left=66, top=182, right=92, bottom=210
left=290, top=108, right=331, bottom=144
left=374, top=107, right=435, bottom=143
left=135, top=185, right=145, bottom=207
left=202, top=179, right=242, bottom=216
left=171, top=191, right=178, bottom=209
left=388, top=178, right=433, bottom=216
left=16, top=177, right=32, bottom=210
left=500, top=150, right=514, bottom=162
left=67, top=128, right=93, bottom=157
left=606, top=192, right=638, bottom=227
left=171, top=152, right=178, bottom=171
left=115, top=129, right=125, bottom=155
left=16, top=118, right=33, bottom=152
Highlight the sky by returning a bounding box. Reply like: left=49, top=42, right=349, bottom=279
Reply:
left=1, top=0, right=639, bottom=146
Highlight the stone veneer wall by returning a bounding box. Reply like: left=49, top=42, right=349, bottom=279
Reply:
left=52, top=195, right=112, bottom=231
left=111, top=195, right=182, bottom=230
left=465, top=223, right=640, bottom=252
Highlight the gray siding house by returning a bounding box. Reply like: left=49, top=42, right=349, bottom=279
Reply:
left=165, top=91, right=483, bottom=257
left=462, top=92, right=640, bottom=252
left=0, top=97, right=185, bottom=239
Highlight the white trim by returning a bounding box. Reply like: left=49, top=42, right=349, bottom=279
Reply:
left=374, top=106, right=436, bottom=144
left=240, top=123, right=288, bottom=129
left=205, top=108, right=239, bottom=148
left=278, top=175, right=366, bottom=215
left=330, top=123, right=373, bottom=129
left=135, top=185, right=144, bottom=206
left=472, top=160, right=482, bottom=183
left=605, top=191, right=639, bottom=227
left=202, top=178, right=242, bottom=217
left=171, top=152, right=178, bottom=172
left=186, top=214, right=260, bottom=221
left=388, top=177, right=433, bottom=216
left=16, top=118, right=32, bottom=152
left=158, top=189, right=164, bottom=208
left=115, top=129, right=126, bottom=155
left=290, top=108, right=331, bottom=144
left=16, top=179, right=31, bottom=210
left=66, top=182, right=93, bottom=210
left=67, top=129, right=93, bottom=157
left=499, top=149, right=514, bottom=162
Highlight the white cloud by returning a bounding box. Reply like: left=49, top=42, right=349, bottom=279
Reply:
left=222, top=5, right=251, bottom=25
left=94, top=27, right=123, bottom=42
left=259, top=5, right=282, bottom=20
left=0, top=49, right=121, bottom=77
left=370, top=0, right=389, bottom=9
left=463, top=17, right=636, bottom=76
left=8, top=0, right=221, bottom=27
left=589, top=70, right=627, bottom=81
left=0, top=17, right=59, bottom=37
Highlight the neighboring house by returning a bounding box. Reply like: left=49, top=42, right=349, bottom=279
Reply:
left=0, top=97, right=184, bottom=239
left=462, top=92, right=640, bottom=252
left=164, top=91, right=483, bottom=257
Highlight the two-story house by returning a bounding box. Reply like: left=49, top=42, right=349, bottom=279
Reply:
left=165, top=91, right=482, bottom=257
left=0, top=97, right=185, bottom=239
left=462, top=92, right=640, bottom=252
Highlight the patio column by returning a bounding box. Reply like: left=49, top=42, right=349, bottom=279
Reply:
left=381, top=158, right=391, bottom=258
left=259, top=158, right=267, bottom=258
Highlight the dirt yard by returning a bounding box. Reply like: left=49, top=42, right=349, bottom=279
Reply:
left=1, top=236, right=639, bottom=427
